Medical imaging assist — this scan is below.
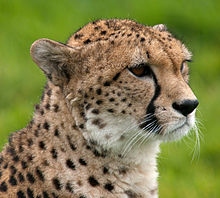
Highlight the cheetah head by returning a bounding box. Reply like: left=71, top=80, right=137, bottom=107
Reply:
left=31, top=19, right=198, bottom=157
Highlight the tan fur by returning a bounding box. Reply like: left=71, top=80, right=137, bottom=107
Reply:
left=0, top=19, right=198, bottom=198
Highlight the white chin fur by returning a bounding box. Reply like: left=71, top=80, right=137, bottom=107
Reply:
left=85, top=111, right=140, bottom=153
left=158, top=110, right=196, bottom=142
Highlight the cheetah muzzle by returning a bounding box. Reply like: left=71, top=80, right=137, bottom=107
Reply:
left=0, top=19, right=198, bottom=198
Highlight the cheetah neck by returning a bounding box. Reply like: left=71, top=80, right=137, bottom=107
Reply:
left=2, top=82, right=160, bottom=198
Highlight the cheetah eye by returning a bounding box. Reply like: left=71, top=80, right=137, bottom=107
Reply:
left=180, top=63, right=184, bottom=73
left=128, top=63, right=152, bottom=78
left=181, top=59, right=192, bottom=73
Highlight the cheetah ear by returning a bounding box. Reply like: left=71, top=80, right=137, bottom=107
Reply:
left=152, top=24, right=167, bottom=32
left=30, top=39, right=83, bottom=86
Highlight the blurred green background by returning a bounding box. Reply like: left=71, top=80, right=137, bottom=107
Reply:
left=0, top=0, right=219, bottom=197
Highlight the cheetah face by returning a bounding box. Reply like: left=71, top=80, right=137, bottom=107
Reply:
left=31, top=19, right=198, bottom=156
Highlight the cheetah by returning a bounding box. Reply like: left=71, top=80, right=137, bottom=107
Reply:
left=0, top=19, right=199, bottom=198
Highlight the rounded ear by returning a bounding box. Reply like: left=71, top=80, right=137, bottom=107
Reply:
left=30, top=39, right=83, bottom=86
left=152, top=24, right=167, bottom=32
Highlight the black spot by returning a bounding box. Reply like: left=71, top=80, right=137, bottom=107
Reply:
left=136, top=34, right=140, bottom=38
left=80, top=112, right=85, bottom=118
left=0, top=181, right=7, bottom=192
left=45, top=103, right=50, bottom=110
left=128, top=103, right=132, bottom=107
left=54, top=128, right=59, bottom=137
left=103, top=167, right=109, bottom=174
left=36, top=168, right=45, bottom=181
left=83, top=39, right=91, bottom=44
left=40, top=109, right=44, bottom=115
left=13, top=155, right=20, bottom=162
left=85, top=103, right=91, bottom=110
left=109, top=98, right=115, bottom=102
left=66, top=135, right=76, bottom=150
left=7, top=146, right=16, bottom=156
left=27, top=138, right=33, bottom=147
left=27, top=155, right=33, bottom=161
left=66, top=182, right=74, bottom=193
left=74, top=34, right=83, bottom=39
left=107, top=109, right=114, bottom=113
left=104, top=183, right=114, bottom=192
left=112, top=72, right=121, bottom=81
left=18, top=172, right=25, bottom=183
left=46, top=89, right=52, bottom=96
left=26, top=172, right=35, bottom=184
left=93, top=149, right=101, bottom=157
left=140, top=37, right=145, bottom=42
left=146, top=51, right=150, bottom=59
left=21, top=161, right=27, bottom=169
left=121, top=98, right=127, bottom=102
left=34, top=130, right=39, bottom=137
left=100, top=30, right=107, bottom=35
left=96, top=100, right=103, bottom=105
left=17, top=190, right=26, bottom=198
left=96, top=38, right=101, bottom=41
left=88, top=176, right=99, bottom=187
left=43, top=191, right=49, bottom=198
left=91, top=109, right=99, bottom=114
left=92, top=118, right=101, bottom=126
left=53, top=104, right=59, bottom=112
left=79, top=124, right=84, bottom=129
left=104, top=81, right=111, bottom=86
left=96, top=88, right=102, bottom=95
left=9, top=175, right=17, bottom=186
left=50, top=148, right=58, bottom=159
left=119, top=167, right=127, bottom=174
left=53, top=178, right=62, bottom=190
left=94, top=26, right=101, bottom=30
left=39, top=141, right=46, bottom=150
left=27, top=188, right=34, bottom=198
left=66, top=159, right=75, bottom=170
left=79, top=158, right=87, bottom=166
left=125, top=190, right=137, bottom=198
left=10, top=165, right=17, bottom=175
left=127, top=33, right=132, bottom=37
left=3, top=163, right=8, bottom=169
left=43, top=121, right=50, bottom=130
left=121, top=110, right=126, bottom=114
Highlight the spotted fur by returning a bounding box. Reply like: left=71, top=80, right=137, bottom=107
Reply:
left=0, top=19, right=198, bottom=198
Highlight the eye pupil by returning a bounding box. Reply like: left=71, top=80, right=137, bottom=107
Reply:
left=129, top=63, right=152, bottom=77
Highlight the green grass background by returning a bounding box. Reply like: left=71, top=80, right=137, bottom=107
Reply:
left=0, top=0, right=219, bottom=197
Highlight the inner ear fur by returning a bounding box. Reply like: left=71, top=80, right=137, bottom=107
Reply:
left=30, top=39, right=83, bottom=86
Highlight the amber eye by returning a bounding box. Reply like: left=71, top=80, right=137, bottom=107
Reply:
left=128, top=63, right=152, bottom=78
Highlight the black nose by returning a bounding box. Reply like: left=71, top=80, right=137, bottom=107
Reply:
left=172, top=99, right=199, bottom=116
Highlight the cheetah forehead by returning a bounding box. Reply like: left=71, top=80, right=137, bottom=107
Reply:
left=67, top=19, right=146, bottom=46
left=67, top=19, right=191, bottom=63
